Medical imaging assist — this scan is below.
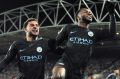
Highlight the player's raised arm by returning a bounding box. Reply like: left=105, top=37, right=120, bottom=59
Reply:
left=106, top=1, right=116, bottom=38
left=0, top=41, right=17, bottom=72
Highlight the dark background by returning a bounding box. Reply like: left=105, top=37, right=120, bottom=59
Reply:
left=0, top=0, right=100, bottom=13
left=0, top=0, right=46, bottom=12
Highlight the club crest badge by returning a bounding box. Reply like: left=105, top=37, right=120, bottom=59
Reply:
left=88, top=31, right=94, bottom=37
left=36, top=47, right=42, bottom=53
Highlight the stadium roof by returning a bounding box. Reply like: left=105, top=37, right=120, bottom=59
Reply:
left=0, top=0, right=103, bottom=13
left=0, top=0, right=48, bottom=13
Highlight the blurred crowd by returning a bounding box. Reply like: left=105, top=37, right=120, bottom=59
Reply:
left=0, top=55, right=120, bottom=79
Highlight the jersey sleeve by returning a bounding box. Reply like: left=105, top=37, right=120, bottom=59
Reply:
left=0, top=41, right=18, bottom=72
left=109, top=13, right=116, bottom=38
left=106, top=74, right=116, bottom=79
left=56, top=25, right=69, bottom=45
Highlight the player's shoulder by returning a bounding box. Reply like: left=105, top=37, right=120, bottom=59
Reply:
left=38, top=37, right=55, bottom=44
left=10, top=39, right=26, bottom=47
left=63, top=24, right=78, bottom=31
left=17, top=38, right=35, bottom=44
left=65, top=24, right=78, bottom=28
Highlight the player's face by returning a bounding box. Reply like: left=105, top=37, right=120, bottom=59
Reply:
left=114, top=69, right=120, bottom=75
left=25, top=21, right=39, bottom=36
left=77, top=8, right=93, bottom=23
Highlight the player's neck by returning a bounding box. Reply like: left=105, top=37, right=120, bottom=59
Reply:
left=26, top=35, right=38, bottom=42
left=78, top=21, right=89, bottom=28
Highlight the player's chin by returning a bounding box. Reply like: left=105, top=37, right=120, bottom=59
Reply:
left=83, top=17, right=92, bottom=24
left=85, top=19, right=92, bottom=24
left=31, top=32, right=39, bottom=36
left=87, top=18, right=92, bottom=22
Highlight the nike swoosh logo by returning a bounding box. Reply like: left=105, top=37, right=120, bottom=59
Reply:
left=19, top=49, right=26, bottom=52
left=70, top=31, right=76, bottom=34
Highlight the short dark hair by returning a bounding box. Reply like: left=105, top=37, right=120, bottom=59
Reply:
left=23, top=18, right=38, bottom=28
left=76, top=6, right=87, bottom=22
left=76, top=5, right=87, bottom=17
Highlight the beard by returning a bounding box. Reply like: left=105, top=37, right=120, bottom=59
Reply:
left=27, top=32, right=38, bottom=39
left=81, top=16, right=92, bottom=24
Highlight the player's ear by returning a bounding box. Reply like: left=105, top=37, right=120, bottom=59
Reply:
left=77, top=14, right=81, bottom=22
left=77, top=16, right=79, bottom=20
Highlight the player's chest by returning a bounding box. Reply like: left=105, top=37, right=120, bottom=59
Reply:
left=67, top=29, right=95, bottom=45
left=16, top=42, right=48, bottom=62
left=68, top=29, right=94, bottom=38
left=18, top=42, right=47, bottom=53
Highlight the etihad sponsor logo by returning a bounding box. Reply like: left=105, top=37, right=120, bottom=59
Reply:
left=69, top=37, right=93, bottom=45
left=20, top=55, right=42, bottom=62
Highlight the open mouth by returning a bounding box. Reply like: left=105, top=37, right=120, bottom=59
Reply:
left=32, top=29, right=38, bottom=33
left=87, top=16, right=92, bottom=20
left=88, top=15, right=92, bottom=19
